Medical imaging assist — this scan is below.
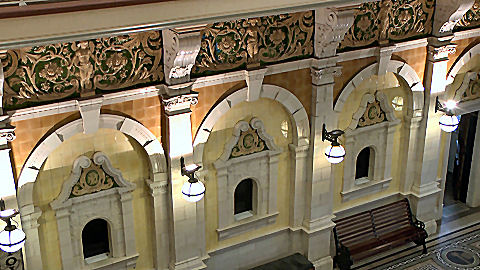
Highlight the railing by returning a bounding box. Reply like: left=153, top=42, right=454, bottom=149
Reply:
left=0, top=0, right=172, bottom=19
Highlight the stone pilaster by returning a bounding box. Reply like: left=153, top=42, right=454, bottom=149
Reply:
left=303, top=57, right=342, bottom=270
left=302, top=7, right=355, bottom=268
left=161, top=85, right=206, bottom=270
left=408, top=39, right=456, bottom=234
left=147, top=179, right=170, bottom=270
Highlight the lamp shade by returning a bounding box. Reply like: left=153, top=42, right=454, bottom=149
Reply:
left=439, top=114, right=459, bottom=132
left=325, top=144, right=346, bottom=164
left=0, top=227, right=26, bottom=253
left=181, top=179, right=205, bottom=202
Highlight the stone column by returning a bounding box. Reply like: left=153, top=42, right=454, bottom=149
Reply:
left=466, top=115, right=480, bottom=207
left=162, top=87, right=206, bottom=270
left=409, top=39, right=456, bottom=234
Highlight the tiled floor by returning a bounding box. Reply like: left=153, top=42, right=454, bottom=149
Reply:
left=347, top=201, right=480, bottom=270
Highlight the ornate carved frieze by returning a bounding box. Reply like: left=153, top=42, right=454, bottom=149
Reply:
left=3, top=31, right=163, bottom=110
left=358, top=99, right=387, bottom=127
left=339, top=0, right=434, bottom=50
left=456, top=0, right=480, bottom=29
left=193, top=11, right=313, bottom=75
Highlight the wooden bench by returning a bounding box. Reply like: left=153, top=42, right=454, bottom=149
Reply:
left=333, top=199, right=427, bottom=270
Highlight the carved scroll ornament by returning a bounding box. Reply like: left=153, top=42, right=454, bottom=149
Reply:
left=358, top=99, right=387, bottom=127
left=456, top=0, right=480, bottom=29
left=230, top=124, right=267, bottom=158
left=193, top=11, right=313, bottom=75
left=3, top=31, right=163, bottom=109
left=340, top=0, right=434, bottom=50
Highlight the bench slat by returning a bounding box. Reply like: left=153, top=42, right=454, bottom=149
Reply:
left=333, top=199, right=428, bottom=270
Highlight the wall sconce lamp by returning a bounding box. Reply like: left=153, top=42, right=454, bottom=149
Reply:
left=435, top=97, right=459, bottom=133
left=0, top=199, right=26, bottom=253
left=180, top=157, right=205, bottom=202
left=322, top=124, right=346, bottom=164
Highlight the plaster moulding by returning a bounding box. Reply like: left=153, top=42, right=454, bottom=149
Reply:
left=50, top=152, right=138, bottom=270
left=341, top=92, right=399, bottom=202
left=214, top=118, right=281, bottom=240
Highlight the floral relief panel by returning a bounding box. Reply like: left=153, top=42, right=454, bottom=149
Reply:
left=339, top=0, right=434, bottom=50
left=193, top=11, right=314, bottom=76
left=2, top=30, right=163, bottom=110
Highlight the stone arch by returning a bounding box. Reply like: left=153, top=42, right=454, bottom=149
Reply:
left=334, top=60, right=425, bottom=114
left=18, top=114, right=166, bottom=205
left=16, top=114, right=168, bottom=270
left=193, top=84, right=310, bottom=163
left=447, top=43, right=480, bottom=85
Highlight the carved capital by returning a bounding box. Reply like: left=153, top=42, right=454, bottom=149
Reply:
left=314, top=7, right=355, bottom=58
left=311, top=66, right=342, bottom=86
left=162, top=93, right=199, bottom=113
left=148, top=180, right=168, bottom=196
left=0, top=125, right=16, bottom=143
left=163, top=26, right=205, bottom=85
left=428, top=41, right=457, bottom=61
left=433, top=0, right=475, bottom=36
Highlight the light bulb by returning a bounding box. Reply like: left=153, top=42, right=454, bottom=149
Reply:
left=325, top=144, right=346, bottom=164
left=181, top=180, right=205, bottom=202
left=439, top=114, right=459, bottom=132
left=0, top=227, right=26, bottom=253
left=444, top=100, right=457, bottom=111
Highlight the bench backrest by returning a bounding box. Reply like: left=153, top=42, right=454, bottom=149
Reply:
left=334, top=199, right=414, bottom=247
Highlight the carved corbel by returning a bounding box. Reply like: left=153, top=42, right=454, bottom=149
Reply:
left=433, top=0, right=475, bottom=36
left=314, top=7, right=355, bottom=59
left=162, top=25, right=205, bottom=86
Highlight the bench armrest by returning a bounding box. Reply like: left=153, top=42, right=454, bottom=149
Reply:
left=413, top=219, right=425, bottom=230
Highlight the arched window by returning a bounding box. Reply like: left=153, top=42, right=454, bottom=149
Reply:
left=82, top=219, right=110, bottom=261
left=355, top=147, right=374, bottom=182
left=234, top=179, right=254, bottom=217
